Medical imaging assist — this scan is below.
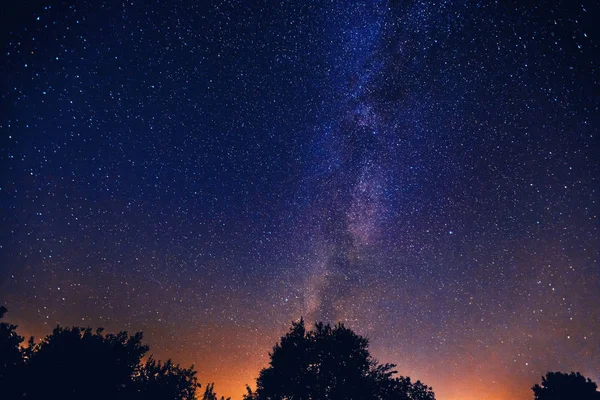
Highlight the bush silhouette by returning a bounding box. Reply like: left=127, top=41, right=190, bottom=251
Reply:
left=532, top=371, right=600, bottom=400
left=244, top=318, right=435, bottom=400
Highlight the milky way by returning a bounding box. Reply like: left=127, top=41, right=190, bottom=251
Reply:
left=1, top=1, right=598, bottom=399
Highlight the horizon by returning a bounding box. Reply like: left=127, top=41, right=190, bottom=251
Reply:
left=3, top=309, right=585, bottom=400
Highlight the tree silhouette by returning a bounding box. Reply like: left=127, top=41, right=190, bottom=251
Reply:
left=0, top=306, right=25, bottom=398
left=132, top=357, right=200, bottom=400
left=532, top=371, right=600, bottom=400
left=0, top=307, right=219, bottom=400
left=25, top=326, right=149, bottom=399
left=244, top=318, right=435, bottom=400
left=203, top=382, right=232, bottom=400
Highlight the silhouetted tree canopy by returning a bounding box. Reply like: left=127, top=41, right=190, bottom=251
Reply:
left=244, top=318, right=436, bottom=400
left=0, top=307, right=25, bottom=399
left=532, top=371, right=600, bottom=400
left=132, top=357, right=200, bottom=400
left=26, top=326, right=149, bottom=399
left=0, top=306, right=229, bottom=400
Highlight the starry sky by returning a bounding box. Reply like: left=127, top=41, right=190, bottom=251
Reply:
left=1, top=1, right=599, bottom=399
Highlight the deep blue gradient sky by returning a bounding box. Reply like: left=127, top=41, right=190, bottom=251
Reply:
left=1, top=1, right=599, bottom=399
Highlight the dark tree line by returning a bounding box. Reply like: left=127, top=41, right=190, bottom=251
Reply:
left=1, top=306, right=598, bottom=399
left=0, top=306, right=227, bottom=400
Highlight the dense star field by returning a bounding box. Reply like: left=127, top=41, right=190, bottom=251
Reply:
left=1, top=1, right=598, bottom=399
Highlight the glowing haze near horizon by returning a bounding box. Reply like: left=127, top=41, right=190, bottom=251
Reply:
left=1, top=1, right=598, bottom=399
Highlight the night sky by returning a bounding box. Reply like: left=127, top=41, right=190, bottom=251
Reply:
left=1, top=1, right=599, bottom=399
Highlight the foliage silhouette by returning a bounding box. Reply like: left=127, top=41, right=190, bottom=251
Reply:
left=203, top=382, right=232, bottom=400
left=0, top=307, right=25, bottom=398
left=0, top=306, right=232, bottom=400
left=132, top=356, right=200, bottom=400
left=244, top=318, right=436, bottom=400
left=26, top=326, right=149, bottom=399
left=532, top=371, right=600, bottom=400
